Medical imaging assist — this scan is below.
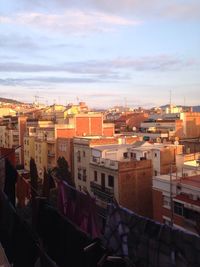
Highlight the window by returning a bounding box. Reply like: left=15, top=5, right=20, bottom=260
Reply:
left=101, top=173, right=105, bottom=189
left=174, top=202, right=183, bottom=216
left=83, top=169, right=87, bottom=181
left=94, top=171, right=97, bottom=181
left=83, top=150, right=86, bottom=157
left=131, top=152, right=136, bottom=159
left=108, top=175, right=114, bottom=187
left=154, top=170, right=158, bottom=176
left=78, top=168, right=81, bottom=180
left=163, top=196, right=170, bottom=208
left=77, top=151, right=81, bottom=162
left=154, top=153, right=157, bottom=158
left=123, top=152, right=128, bottom=159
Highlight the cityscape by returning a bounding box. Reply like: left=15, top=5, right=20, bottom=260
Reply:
left=1, top=0, right=200, bottom=266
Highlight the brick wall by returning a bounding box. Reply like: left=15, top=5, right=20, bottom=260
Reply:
left=18, top=116, right=27, bottom=164
left=76, top=117, right=90, bottom=136
left=56, top=128, right=75, bottom=138
left=160, top=148, right=176, bottom=175
left=90, top=117, right=103, bottom=135
left=0, top=147, right=16, bottom=166
left=103, top=126, right=114, bottom=137
left=152, top=189, right=163, bottom=222
left=185, top=112, right=200, bottom=138
left=118, top=159, right=153, bottom=218
left=56, top=138, right=74, bottom=175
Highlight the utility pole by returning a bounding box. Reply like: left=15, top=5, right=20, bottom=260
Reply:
left=170, top=163, right=174, bottom=227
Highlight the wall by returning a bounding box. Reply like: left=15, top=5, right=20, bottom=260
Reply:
left=56, top=138, right=73, bottom=175
left=160, top=147, right=176, bottom=175
left=102, top=126, right=114, bottom=137
left=18, top=116, right=27, bottom=164
left=118, top=160, right=153, bottom=218
left=185, top=112, right=200, bottom=138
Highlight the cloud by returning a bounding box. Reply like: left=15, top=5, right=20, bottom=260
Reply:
left=0, top=77, right=99, bottom=86
left=0, top=55, right=198, bottom=75
left=0, top=34, right=39, bottom=51
left=0, top=10, right=141, bottom=35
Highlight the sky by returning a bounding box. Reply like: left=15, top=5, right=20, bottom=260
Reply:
left=0, top=0, right=200, bottom=108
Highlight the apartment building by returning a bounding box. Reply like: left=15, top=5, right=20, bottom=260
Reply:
left=0, top=116, right=27, bottom=165
left=153, top=158, right=200, bottom=234
left=24, top=119, right=56, bottom=178
left=137, top=111, right=200, bottom=142
left=74, top=140, right=182, bottom=220
left=89, top=143, right=153, bottom=219
left=74, top=136, right=139, bottom=187
left=73, top=136, right=137, bottom=194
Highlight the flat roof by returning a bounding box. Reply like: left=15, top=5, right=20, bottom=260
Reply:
left=181, top=175, right=200, bottom=188
left=93, top=144, right=131, bottom=151
left=174, top=194, right=200, bottom=207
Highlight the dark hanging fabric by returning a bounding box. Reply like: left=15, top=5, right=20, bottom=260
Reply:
left=0, top=191, right=39, bottom=266
left=36, top=201, right=92, bottom=267
left=104, top=203, right=200, bottom=267
left=0, top=191, right=16, bottom=262
left=4, top=159, right=18, bottom=207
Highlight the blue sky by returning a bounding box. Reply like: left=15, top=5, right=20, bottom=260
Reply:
left=0, top=0, right=200, bottom=108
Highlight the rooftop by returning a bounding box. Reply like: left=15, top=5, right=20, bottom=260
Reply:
left=181, top=175, right=200, bottom=189
left=174, top=194, right=200, bottom=207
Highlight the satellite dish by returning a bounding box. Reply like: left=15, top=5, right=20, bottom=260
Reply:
left=156, top=137, right=161, bottom=143
left=132, top=127, right=136, bottom=132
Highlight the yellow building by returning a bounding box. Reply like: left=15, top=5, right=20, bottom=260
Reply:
left=0, top=108, right=16, bottom=117
left=24, top=119, right=56, bottom=179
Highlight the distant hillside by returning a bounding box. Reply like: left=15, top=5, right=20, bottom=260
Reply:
left=0, top=97, right=23, bottom=104
left=159, top=104, right=200, bottom=112
left=192, top=106, right=200, bottom=112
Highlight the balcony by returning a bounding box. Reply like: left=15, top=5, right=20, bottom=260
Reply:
left=90, top=181, right=114, bottom=202
left=90, top=157, right=118, bottom=170
left=47, top=138, right=55, bottom=143
left=48, top=151, right=55, bottom=157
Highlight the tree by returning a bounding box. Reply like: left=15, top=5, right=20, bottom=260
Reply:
left=4, top=159, right=18, bottom=206
left=54, top=157, right=74, bottom=186
left=42, top=167, right=55, bottom=198
left=30, top=157, right=38, bottom=196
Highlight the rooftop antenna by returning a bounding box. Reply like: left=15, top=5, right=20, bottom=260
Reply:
left=76, top=96, right=79, bottom=104
left=169, top=90, right=172, bottom=113
left=184, top=96, right=186, bottom=109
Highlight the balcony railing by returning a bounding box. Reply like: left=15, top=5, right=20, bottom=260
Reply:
left=48, top=152, right=55, bottom=157
left=90, top=181, right=114, bottom=202
left=90, top=157, right=118, bottom=170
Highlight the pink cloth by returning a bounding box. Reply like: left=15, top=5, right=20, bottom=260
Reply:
left=57, top=180, right=101, bottom=238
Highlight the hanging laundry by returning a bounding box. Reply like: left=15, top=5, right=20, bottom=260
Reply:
left=4, top=159, right=18, bottom=207
left=104, top=203, right=200, bottom=267
left=57, top=180, right=101, bottom=238
left=0, top=191, right=39, bottom=267
left=36, top=201, right=92, bottom=267
left=16, top=175, right=31, bottom=208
